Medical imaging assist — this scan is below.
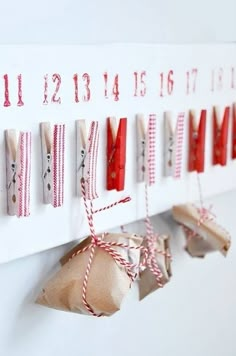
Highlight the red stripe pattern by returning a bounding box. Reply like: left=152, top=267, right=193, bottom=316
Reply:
left=174, top=112, right=185, bottom=179
left=53, top=124, right=65, bottom=208
left=85, top=121, right=99, bottom=200
left=18, top=132, right=31, bottom=217
left=147, top=114, right=156, bottom=186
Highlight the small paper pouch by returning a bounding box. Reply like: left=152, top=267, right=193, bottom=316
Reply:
left=172, top=204, right=231, bottom=258
left=36, top=232, right=143, bottom=317
left=139, top=234, right=172, bottom=300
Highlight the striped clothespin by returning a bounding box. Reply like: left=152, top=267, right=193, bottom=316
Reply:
left=76, top=120, right=99, bottom=200
left=40, top=122, right=65, bottom=207
left=136, top=113, right=156, bottom=186
left=5, top=129, right=32, bottom=217
left=164, top=111, right=185, bottom=179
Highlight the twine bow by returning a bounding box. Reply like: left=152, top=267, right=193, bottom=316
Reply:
left=184, top=204, right=215, bottom=240
left=71, top=178, right=147, bottom=317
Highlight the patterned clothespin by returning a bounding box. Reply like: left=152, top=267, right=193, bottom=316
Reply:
left=136, top=113, right=156, bottom=185
left=213, top=106, right=230, bottom=166
left=107, top=117, right=127, bottom=191
left=164, top=111, right=185, bottom=178
left=5, top=129, right=32, bottom=217
left=76, top=120, right=99, bottom=200
left=40, top=122, right=65, bottom=207
left=188, top=109, right=207, bottom=173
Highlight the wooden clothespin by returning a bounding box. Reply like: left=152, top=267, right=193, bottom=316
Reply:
left=76, top=120, right=99, bottom=200
left=232, top=103, right=236, bottom=159
left=164, top=111, right=185, bottom=178
left=172, top=204, right=231, bottom=257
left=40, top=122, right=65, bottom=207
left=136, top=113, right=156, bottom=185
left=188, top=109, right=207, bottom=173
left=213, top=106, right=230, bottom=166
left=107, top=117, right=127, bottom=191
left=5, top=129, right=32, bottom=217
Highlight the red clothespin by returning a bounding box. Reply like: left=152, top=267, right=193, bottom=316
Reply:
left=232, top=103, right=236, bottom=159
left=188, top=109, right=207, bottom=173
left=107, top=117, right=127, bottom=191
left=213, top=106, right=230, bottom=166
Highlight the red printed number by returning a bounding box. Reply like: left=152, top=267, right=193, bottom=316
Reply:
left=3, top=74, right=11, bottom=107
left=186, top=68, right=198, bottom=95
left=17, top=74, right=24, bottom=106
left=43, top=73, right=62, bottom=105
left=51, top=74, right=61, bottom=104
left=231, top=67, right=235, bottom=89
left=73, top=73, right=91, bottom=102
left=211, top=68, right=223, bottom=91
left=133, top=71, right=146, bottom=97
left=103, top=72, right=119, bottom=101
left=3, top=74, right=24, bottom=107
left=159, top=70, right=174, bottom=97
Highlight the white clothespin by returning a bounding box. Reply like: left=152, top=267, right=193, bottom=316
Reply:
left=136, top=113, right=156, bottom=186
left=164, top=111, right=185, bottom=178
left=5, top=129, right=32, bottom=217
left=76, top=120, right=99, bottom=200
left=40, top=122, right=65, bottom=207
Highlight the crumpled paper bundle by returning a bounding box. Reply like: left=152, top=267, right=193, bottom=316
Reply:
left=139, top=234, right=172, bottom=300
left=172, top=204, right=231, bottom=258
left=36, top=232, right=143, bottom=316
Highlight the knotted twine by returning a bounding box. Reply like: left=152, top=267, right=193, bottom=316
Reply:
left=183, top=205, right=215, bottom=240
left=71, top=178, right=147, bottom=317
left=183, top=174, right=215, bottom=240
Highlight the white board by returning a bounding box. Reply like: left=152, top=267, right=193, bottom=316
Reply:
left=0, top=44, right=236, bottom=263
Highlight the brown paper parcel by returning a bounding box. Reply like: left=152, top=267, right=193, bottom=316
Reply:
left=172, top=204, right=231, bottom=257
left=139, top=235, right=172, bottom=300
left=36, top=233, right=143, bottom=316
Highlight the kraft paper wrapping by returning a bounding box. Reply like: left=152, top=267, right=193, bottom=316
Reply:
left=172, top=204, right=231, bottom=257
left=36, top=233, right=143, bottom=316
left=139, top=235, right=172, bottom=300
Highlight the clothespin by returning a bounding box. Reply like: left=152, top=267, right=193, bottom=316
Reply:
left=164, top=111, right=185, bottom=178
left=172, top=204, right=231, bottom=257
left=232, top=103, right=236, bottom=159
left=188, top=109, right=207, bottom=173
left=213, top=106, right=230, bottom=166
left=76, top=120, right=99, bottom=200
left=107, top=117, right=127, bottom=191
left=5, top=129, right=32, bottom=217
left=40, top=122, right=65, bottom=207
left=136, top=113, right=156, bottom=185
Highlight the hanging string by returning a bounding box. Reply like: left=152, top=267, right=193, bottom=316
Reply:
left=196, top=173, right=204, bottom=210
left=183, top=173, right=215, bottom=240
left=70, top=178, right=147, bottom=317
left=144, top=183, right=171, bottom=288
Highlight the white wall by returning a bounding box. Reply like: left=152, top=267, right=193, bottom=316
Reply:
left=0, top=1, right=236, bottom=355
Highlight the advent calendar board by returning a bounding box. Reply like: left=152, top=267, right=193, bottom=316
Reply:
left=0, top=44, right=236, bottom=263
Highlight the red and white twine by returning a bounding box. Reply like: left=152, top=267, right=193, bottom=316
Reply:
left=184, top=174, right=215, bottom=240
left=174, top=112, right=185, bottom=179
left=147, top=114, right=156, bottom=186
left=144, top=184, right=171, bottom=288
left=53, top=124, right=65, bottom=208
left=85, top=121, right=99, bottom=200
left=71, top=178, right=147, bottom=317
left=18, top=132, right=31, bottom=217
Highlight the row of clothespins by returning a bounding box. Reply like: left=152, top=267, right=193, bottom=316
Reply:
left=4, top=103, right=236, bottom=217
